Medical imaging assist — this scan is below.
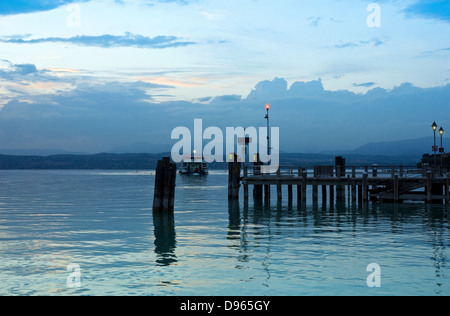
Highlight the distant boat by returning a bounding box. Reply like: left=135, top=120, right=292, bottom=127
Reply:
left=179, top=155, right=209, bottom=176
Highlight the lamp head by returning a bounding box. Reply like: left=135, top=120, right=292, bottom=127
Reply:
left=265, top=104, right=270, bottom=111
left=432, top=121, right=438, bottom=132
left=439, top=127, right=444, bottom=136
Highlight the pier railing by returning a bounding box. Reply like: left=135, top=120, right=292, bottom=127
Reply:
left=229, top=159, right=450, bottom=204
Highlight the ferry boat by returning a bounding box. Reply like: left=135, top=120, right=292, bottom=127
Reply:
left=179, top=154, right=209, bottom=176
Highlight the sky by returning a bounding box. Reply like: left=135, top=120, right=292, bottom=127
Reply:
left=0, top=0, right=449, bottom=153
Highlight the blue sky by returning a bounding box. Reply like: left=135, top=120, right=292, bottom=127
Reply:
left=0, top=0, right=449, bottom=153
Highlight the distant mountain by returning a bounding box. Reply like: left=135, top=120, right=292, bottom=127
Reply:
left=327, top=136, right=447, bottom=159
left=0, top=148, right=90, bottom=156
left=110, top=142, right=171, bottom=154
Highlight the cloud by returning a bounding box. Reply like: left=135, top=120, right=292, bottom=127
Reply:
left=334, top=38, right=387, bottom=49
left=353, top=82, right=376, bottom=88
left=1, top=76, right=450, bottom=153
left=0, top=32, right=196, bottom=49
left=0, top=0, right=91, bottom=16
left=403, top=0, right=450, bottom=22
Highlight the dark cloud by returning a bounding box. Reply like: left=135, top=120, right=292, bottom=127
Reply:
left=1, top=77, right=450, bottom=153
left=353, top=82, right=376, bottom=88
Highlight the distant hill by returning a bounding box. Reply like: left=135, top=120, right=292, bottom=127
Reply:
left=0, top=148, right=90, bottom=156
left=0, top=153, right=164, bottom=170
left=0, top=152, right=421, bottom=170
left=110, top=142, right=171, bottom=154
left=321, top=136, right=447, bottom=160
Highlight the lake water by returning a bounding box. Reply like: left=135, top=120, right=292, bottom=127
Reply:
left=0, top=170, right=449, bottom=296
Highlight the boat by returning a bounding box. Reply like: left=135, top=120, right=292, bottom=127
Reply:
left=179, top=155, right=209, bottom=176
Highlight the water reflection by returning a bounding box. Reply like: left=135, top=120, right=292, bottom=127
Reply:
left=226, top=198, right=449, bottom=292
left=153, top=212, right=177, bottom=266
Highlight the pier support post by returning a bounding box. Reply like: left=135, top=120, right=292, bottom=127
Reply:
left=228, top=154, right=241, bottom=200
left=297, top=167, right=303, bottom=202
left=302, top=172, right=307, bottom=202
left=446, top=173, right=449, bottom=205
left=243, top=165, right=249, bottom=200
left=335, top=157, right=346, bottom=202
left=253, top=154, right=263, bottom=201
left=362, top=173, right=368, bottom=202
left=277, top=168, right=282, bottom=202
left=427, top=172, right=432, bottom=203
left=153, top=157, right=177, bottom=213
left=394, top=175, right=399, bottom=202
left=351, top=167, right=357, bottom=202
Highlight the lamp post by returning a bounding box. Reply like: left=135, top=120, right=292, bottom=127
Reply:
left=265, top=104, right=270, bottom=156
left=432, top=121, right=438, bottom=167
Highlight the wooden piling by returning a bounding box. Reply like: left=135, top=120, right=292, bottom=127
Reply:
left=322, top=185, right=327, bottom=203
left=288, top=184, right=293, bottom=203
left=228, top=154, right=241, bottom=200
left=153, top=157, right=177, bottom=213
left=297, top=167, right=303, bottom=202
left=362, top=173, right=368, bottom=202
left=244, top=165, right=249, bottom=200
left=302, top=172, right=307, bottom=202
left=394, top=175, right=399, bottom=202
left=446, top=173, right=449, bottom=204
left=253, top=154, right=263, bottom=201
left=427, top=172, right=432, bottom=203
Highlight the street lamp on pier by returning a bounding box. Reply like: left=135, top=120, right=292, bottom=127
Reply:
left=432, top=121, right=438, bottom=167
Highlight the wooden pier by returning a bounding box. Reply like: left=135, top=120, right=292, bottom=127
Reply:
left=229, top=156, right=450, bottom=204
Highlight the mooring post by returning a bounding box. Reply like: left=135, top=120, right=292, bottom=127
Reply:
left=362, top=173, right=368, bottom=202
left=153, top=157, right=177, bottom=213
left=351, top=166, right=357, bottom=202
left=302, top=171, right=307, bottom=202
left=243, top=165, right=249, bottom=200
left=372, top=165, right=378, bottom=177
left=446, top=173, right=449, bottom=204
left=312, top=167, right=318, bottom=201
left=253, top=154, right=263, bottom=201
left=228, top=154, right=241, bottom=200
left=277, top=167, right=282, bottom=202
left=427, top=172, right=432, bottom=203
left=297, top=167, right=303, bottom=202
left=394, top=175, right=399, bottom=202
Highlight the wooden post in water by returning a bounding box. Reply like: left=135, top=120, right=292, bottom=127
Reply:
left=394, top=175, right=399, bottom=202
left=426, top=172, right=432, bottom=203
left=243, top=165, right=249, bottom=200
left=312, top=167, right=318, bottom=202
left=302, top=171, right=307, bottom=203
left=277, top=168, right=282, bottom=202
left=446, top=173, right=449, bottom=204
left=228, top=154, right=241, bottom=200
left=351, top=167, right=357, bottom=202
left=335, top=156, right=346, bottom=202
left=297, top=167, right=303, bottom=202
left=253, top=154, right=263, bottom=201
left=362, top=173, right=368, bottom=202
left=153, top=157, right=177, bottom=213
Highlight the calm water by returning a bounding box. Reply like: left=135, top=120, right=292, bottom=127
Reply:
left=0, top=170, right=449, bottom=296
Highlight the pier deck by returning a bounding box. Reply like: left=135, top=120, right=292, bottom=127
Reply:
left=228, top=157, right=450, bottom=204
